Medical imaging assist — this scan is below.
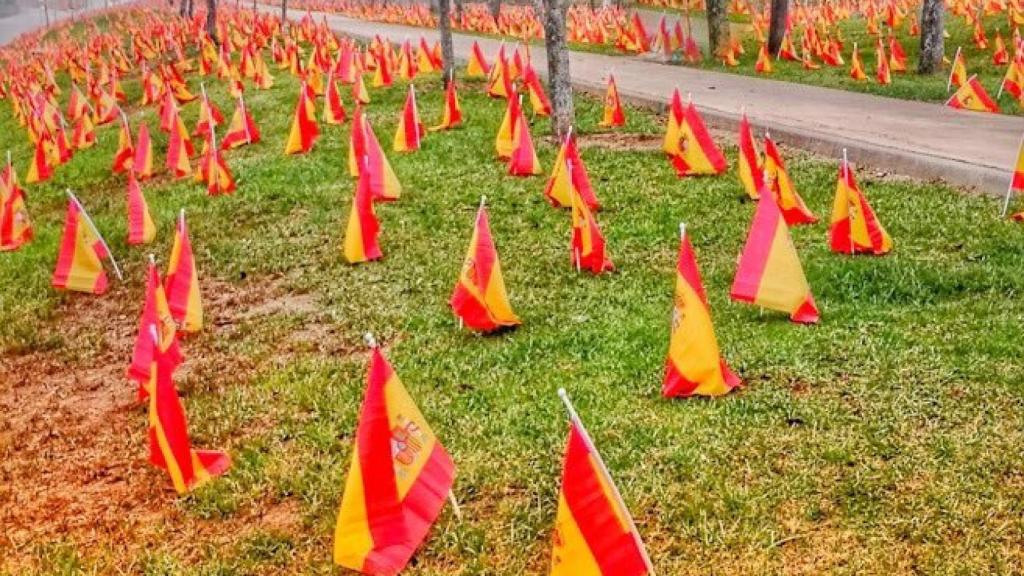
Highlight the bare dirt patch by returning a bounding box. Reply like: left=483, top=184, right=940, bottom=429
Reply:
left=577, top=131, right=663, bottom=152
left=0, top=275, right=335, bottom=572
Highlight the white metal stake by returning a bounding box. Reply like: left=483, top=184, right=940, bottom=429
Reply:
left=66, top=189, right=122, bottom=280
left=1000, top=132, right=1024, bottom=217
left=410, top=84, right=420, bottom=149
left=556, top=389, right=655, bottom=574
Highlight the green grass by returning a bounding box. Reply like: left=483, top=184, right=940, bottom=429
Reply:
left=4, top=24, right=1024, bottom=575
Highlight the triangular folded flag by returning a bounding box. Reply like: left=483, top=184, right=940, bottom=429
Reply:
left=333, top=343, right=455, bottom=574
left=52, top=195, right=117, bottom=294
left=523, top=65, right=553, bottom=117
left=130, top=257, right=183, bottom=395
left=664, top=91, right=727, bottom=177
left=285, top=82, right=319, bottom=154
left=663, top=224, right=740, bottom=398
left=133, top=123, right=154, bottom=180
left=126, top=174, right=156, bottom=245
left=508, top=103, right=542, bottom=176
left=25, top=135, right=54, bottom=184
left=450, top=199, right=520, bottom=332
left=763, top=134, right=816, bottom=225
left=113, top=114, right=134, bottom=174
left=343, top=167, right=382, bottom=264
left=830, top=155, right=892, bottom=254
left=550, top=390, right=651, bottom=576
left=145, top=339, right=229, bottom=494
left=351, top=112, right=402, bottom=202
left=324, top=74, right=348, bottom=125
left=544, top=132, right=599, bottom=209
left=430, top=79, right=462, bottom=131
left=221, top=95, right=260, bottom=149
left=165, top=210, right=204, bottom=334
left=495, top=91, right=520, bottom=160
left=0, top=162, right=32, bottom=251
left=598, top=74, right=626, bottom=128
left=394, top=84, right=425, bottom=152
left=946, top=75, right=1000, bottom=113
left=730, top=193, right=819, bottom=323
left=352, top=73, right=370, bottom=105
left=166, top=108, right=194, bottom=178
left=570, top=183, right=613, bottom=274
left=466, top=40, right=490, bottom=77
left=737, top=113, right=763, bottom=200
left=949, top=47, right=968, bottom=90
left=875, top=40, right=892, bottom=85
left=193, top=94, right=224, bottom=138
left=849, top=43, right=867, bottom=80
left=755, top=43, right=773, bottom=73
left=1003, top=135, right=1024, bottom=220
left=72, top=114, right=96, bottom=149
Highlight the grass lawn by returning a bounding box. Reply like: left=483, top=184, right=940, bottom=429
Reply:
left=3, top=23, right=1024, bottom=574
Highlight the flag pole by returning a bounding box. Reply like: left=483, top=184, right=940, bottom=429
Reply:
left=947, top=47, right=961, bottom=93
left=66, top=189, right=123, bottom=281
left=1000, top=132, right=1024, bottom=217
left=556, top=388, right=655, bottom=574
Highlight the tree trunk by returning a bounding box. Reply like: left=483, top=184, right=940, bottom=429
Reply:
left=281, top=0, right=287, bottom=24
left=541, top=0, right=573, bottom=139
left=206, top=0, right=217, bottom=43
left=918, top=0, right=943, bottom=73
left=187, top=0, right=194, bottom=19
left=454, top=0, right=463, bottom=21
left=487, top=0, right=499, bottom=19
left=767, top=0, right=787, bottom=55
left=706, top=0, right=729, bottom=57
left=438, top=0, right=455, bottom=86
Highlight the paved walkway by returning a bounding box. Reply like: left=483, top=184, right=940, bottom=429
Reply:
left=282, top=8, right=1024, bottom=195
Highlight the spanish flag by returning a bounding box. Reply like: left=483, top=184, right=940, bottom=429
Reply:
left=946, top=75, right=1000, bottom=113
left=763, top=134, right=816, bottom=225
left=663, top=224, right=740, bottom=398
left=730, top=193, right=819, bottom=323
left=571, top=184, right=613, bottom=274
left=221, top=96, right=260, bottom=149
left=343, top=168, right=382, bottom=264
left=333, top=343, right=455, bottom=574
left=430, top=79, right=462, bottom=131
left=193, top=94, right=224, bottom=138
left=51, top=195, right=114, bottom=295
left=145, top=337, right=230, bottom=494
left=495, top=91, right=520, bottom=159
left=875, top=40, right=892, bottom=85
left=948, top=47, right=968, bottom=90
left=0, top=163, right=32, bottom=251
left=487, top=52, right=512, bottom=99
left=755, top=43, right=773, bottom=73
left=450, top=200, right=520, bottom=332
left=737, top=113, right=763, bottom=200
left=352, top=73, right=371, bottom=105
left=166, top=109, right=194, bottom=178
left=25, top=135, right=53, bottom=184
left=129, top=259, right=183, bottom=394
left=165, top=211, right=204, bottom=334
left=544, top=132, right=600, bottom=209
left=467, top=41, right=490, bottom=77
left=126, top=174, right=156, bottom=245
left=350, top=112, right=402, bottom=202
left=196, top=138, right=236, bottom=196
left=324, top=74, right=348, bottom=125
left=112, top=115, right=134, bottom=174
left=508, top=103, right=542, bottom=176
left=849, top=43, right=867, bottom=80
left=133, top=123, right=154, bottom=180
left=664, top=91, right=727, bottom=177
left=598, top=74, right=625, bottom=128
left=285, top=82, right=319, bottom=154
left=550, top=389, right=651, bottom=576
left=523, top=65, right=553, bottom=117
left=72, top=114, right=96, bottom=150
left=393, top=84, right=424, bottom=153
left=829, top=156, right=892, bottom=254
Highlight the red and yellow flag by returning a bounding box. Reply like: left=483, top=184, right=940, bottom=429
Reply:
left=737, top=113, right=763, bottom=200
left=495, top=90, right=520, bottom=159
left=126, top=174, right=156, bottom=245
left=830, top=157, right=892, bottom=254
left=508, top=104, right=542, bottom=176
left=0, top=163, right=32, bottom=251
left=598, top=74, right=625, bottom=128
left=550, top=395, right=651, bottom=576
left=221, top=96, right=260, bottom=149
left=849, top=43, right=868, bottom=80
left=450, top=201, right=520, bottom=332
left=523, top=65, right=553, bottom=117
left=763, top=135, right=817, bottom=225
left=664, top=91, right=727, bottom=177
left=545, top=132, right=600, bottom=209
left=133, top=123, right=154, bottom=180
left=25, top=135, right=54, bottom=184
left=166, top=108, right=194, bottom=178
left=467, top=40, right=490, bottom=77
left=664, top=225, right=741, bottom=398
left=165, top=211, right=203, bottom=334
left=51, top=196, right=112, bottom=294
left=949, top=47, right=968, bottom=90
left=333, top=345, right=455, bottom=574
left=324, top=75, right=348, bottom=125
left=430, top=79, right=462, bottom=131
left=343, top=168, right=383, bottom=264
left=755, top=43, right=774, bottom=73
left=193, top=94, right=224, bottom=138
left=112, top=115, right=134, bottom=174
left=730, top=193, right=819, bottom=323
left=285, top=82, right=319, bottom=154
left=129, top=259, right=183, bottom=395
left=350, top=111, right=402, bottom=202
left=72, top=114, right=97, bottom=150
left=946, top=75, right=1000, bottom=113
left=394, top=84, right=425, bottom=153
left=875, top=40, right=892, bottom=85
left=145, top=340, right=229, bottom=494
left=571, top=185, right=613, bottom=274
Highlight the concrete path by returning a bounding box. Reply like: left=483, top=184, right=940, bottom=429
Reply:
left=282, top=8, right=1024, bottom=195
